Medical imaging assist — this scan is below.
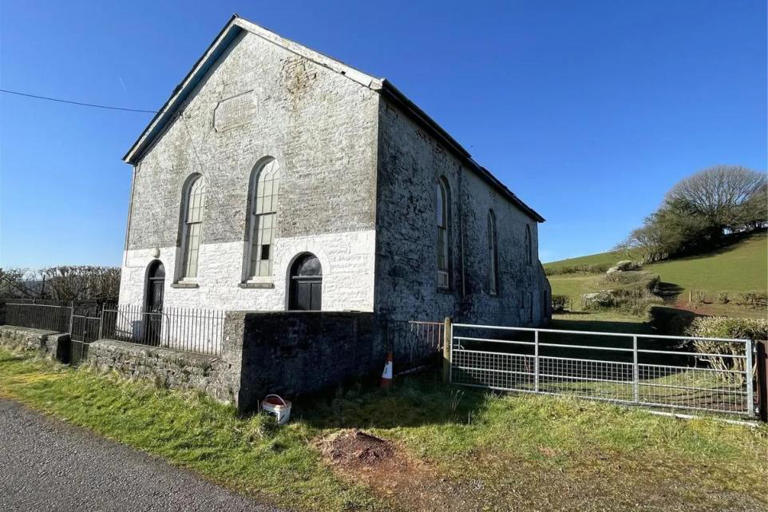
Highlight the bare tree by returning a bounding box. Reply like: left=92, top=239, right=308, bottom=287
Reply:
left=665, top=165, right=766, bottom=229
left=40, top=266, right=120, bottom=303
left=0, top=268, right=38, bottom=298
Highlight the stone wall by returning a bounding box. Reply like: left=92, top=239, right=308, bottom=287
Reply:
left=0, top=325, right=69, bottom=361
left=375, top=99, right=550, bottom=326
left=120, top=28, right=380, bottom=312
left=226, top=311, right=387, bottom=411
left=86, top=339, right=241, bottom=404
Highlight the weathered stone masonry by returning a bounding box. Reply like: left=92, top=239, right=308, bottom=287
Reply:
left=119, top=16, right=550, bottom=328
left=121, top=25, right=379, bottom=312
left=104, top=16, right=553, bottom=405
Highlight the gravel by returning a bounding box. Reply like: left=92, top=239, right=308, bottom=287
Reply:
left=0, top=399, right=286, bottom=512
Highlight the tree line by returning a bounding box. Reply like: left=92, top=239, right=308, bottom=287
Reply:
left=620, top=165, right=767, bottom=263
left=0, top=266, right=120, bottom=303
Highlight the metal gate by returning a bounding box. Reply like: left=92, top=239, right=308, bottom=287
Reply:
left=449, top=323, right=755, bottom=418
left=69, top=313, right=101, bottom=364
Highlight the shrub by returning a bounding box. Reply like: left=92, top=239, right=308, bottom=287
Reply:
left=649, top=306, right=701, bottom=336
left=582, top=292, right=616, bottom=310
left=690, top=290, right=709, bottom=304
left=732, top=291, right=768, bottom=309
left=716, top=291, right=730, bottom=304
left=606, top=260, right=641, bottom=273
left=551, top=295, right=570, bottom=313
left=545, top=263, right=612, bottom=276
left=687, top=317, right=768, bottom=383
left=582, top=272, right=663, bottom=316
left=602, top=271, right=659, bottom=292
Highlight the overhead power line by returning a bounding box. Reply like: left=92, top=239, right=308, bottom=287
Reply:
left=0, top=88, right=157, bottom=114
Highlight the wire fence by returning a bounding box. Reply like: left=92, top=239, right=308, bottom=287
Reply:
left=450, top=323, right=755, bottom=417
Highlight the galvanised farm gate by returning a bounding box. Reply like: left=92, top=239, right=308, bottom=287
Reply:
left=447, top=322, right=756, bottom=418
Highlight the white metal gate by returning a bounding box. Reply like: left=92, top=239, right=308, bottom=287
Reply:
left=449, top=323, right=754, bottom=417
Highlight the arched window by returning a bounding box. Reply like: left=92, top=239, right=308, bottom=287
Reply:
left=487, top=210, right=498, bottom=295
left=525, top=224, right=532, bottom=265
left=245, top=158, right=280, bottom=279
left=436, top=178, right=450, bottom=289
left=179, top=174, right=205, bottom=279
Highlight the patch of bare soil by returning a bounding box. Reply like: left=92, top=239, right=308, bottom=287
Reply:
left=320, top=430, right=395, bottom=468
left=318, top=430, right=471, bottom=511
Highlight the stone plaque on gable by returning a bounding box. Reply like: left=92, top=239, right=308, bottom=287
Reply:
left=213, top=90, right=257, bottom=132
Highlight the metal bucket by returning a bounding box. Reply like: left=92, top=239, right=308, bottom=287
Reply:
left=261, top=394, right=292, bottom=425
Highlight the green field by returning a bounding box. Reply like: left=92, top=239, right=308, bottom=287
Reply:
left=546, top=232, right=767, bottom=316
left=644, top=233, right=767, bottom=292
left=544, top=249, right=628, bottom=274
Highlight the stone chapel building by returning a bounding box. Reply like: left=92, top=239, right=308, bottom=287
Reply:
left=119, top=15, right=551, bottom=327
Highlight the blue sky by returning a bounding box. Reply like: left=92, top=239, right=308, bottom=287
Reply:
left=1, top=0, right=765, bottom=267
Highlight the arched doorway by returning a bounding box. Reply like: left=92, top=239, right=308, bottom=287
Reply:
left=145, top=260, right=165, bottom=343
left=288, top=253, right=322, bottom=311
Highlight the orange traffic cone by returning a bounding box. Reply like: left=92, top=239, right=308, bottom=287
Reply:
left=380, top=351, right=393, bottom=388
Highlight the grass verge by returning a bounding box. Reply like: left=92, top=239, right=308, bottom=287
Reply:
left=1, top=347, right=767, bottom=511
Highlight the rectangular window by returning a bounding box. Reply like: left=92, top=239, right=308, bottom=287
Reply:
left=185, top=223, right=201, bottom=278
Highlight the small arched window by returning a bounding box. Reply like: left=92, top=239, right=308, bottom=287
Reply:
left=525, top=224, right=532, bottom=266
left=487, top=210, right=498, bottom=295
left=436, top=178, right=450, bottom=289
left=246, top=158, right=280, bottom=279
left=179, top=174, right=205, bottom=279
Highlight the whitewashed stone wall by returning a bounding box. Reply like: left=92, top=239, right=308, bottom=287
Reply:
left=120, top=230, right=376, bottom=311
left=120, top=29, right=379, bottom=312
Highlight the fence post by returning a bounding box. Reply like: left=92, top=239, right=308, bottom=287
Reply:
left=98, top=302, right=105, bottom=341
left=68, top=301, right=75, bottom=335
left=745, top=339, right=754, bottom=417
left=754, top=340, right=766, bottom=422
left=534, top=329, right=540, bottom=392
left=632, top=335, right=639, bottom=403
left=442, top=316, right=452, bottom=383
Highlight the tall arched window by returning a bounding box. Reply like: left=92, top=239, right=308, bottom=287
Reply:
left=487, top=210, right=498, bottom=295
left=525, top=224, right=532, bottom=266
left=436, top=178, right=450, bottom=289
left=179, top=174, right=205, bottom=280
left=245, top=158, right=280, bottom=280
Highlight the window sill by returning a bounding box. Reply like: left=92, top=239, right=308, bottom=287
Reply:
left=171, top=282, right=199, bottom=289
left=239, top=282, right=274, bottom=289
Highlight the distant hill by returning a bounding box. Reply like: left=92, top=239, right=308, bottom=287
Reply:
left=544, top=250, right=628, bottom=275
left=545, top=232, right=767, bottom=315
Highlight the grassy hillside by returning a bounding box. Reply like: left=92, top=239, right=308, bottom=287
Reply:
left=546, top=232, right=767, bottom=316
left=544, top=250, right=627, bottom=274
left=644, top=233, right=767, bottom=292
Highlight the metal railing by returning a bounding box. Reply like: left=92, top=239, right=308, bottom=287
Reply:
left=390, top=320, right=444, bottom=370
left=449, top=323, right=755, bottom=417
left=2, top=302, right=225, bottom=356
left=4, top=302, right=72, bottom=332
left=101, top=305, right=225, bottom=356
